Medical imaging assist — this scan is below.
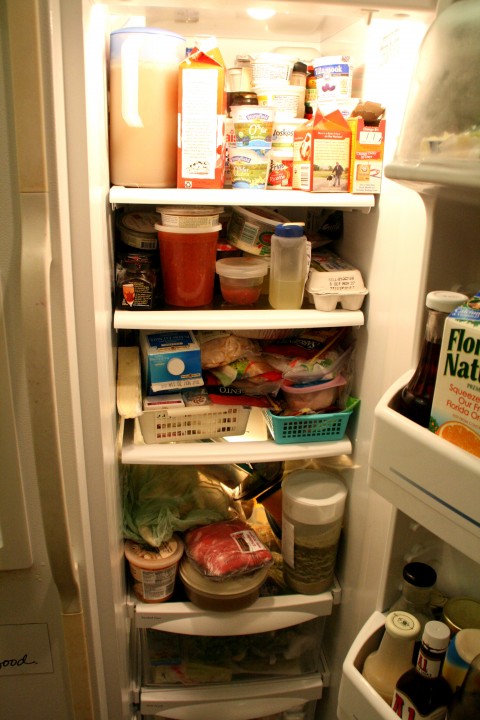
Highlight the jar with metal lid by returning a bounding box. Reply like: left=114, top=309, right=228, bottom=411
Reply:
left=442, top=597, right=480, bottom=635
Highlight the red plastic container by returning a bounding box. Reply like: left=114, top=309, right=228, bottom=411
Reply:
left=156, top=223, right=222, bottom=306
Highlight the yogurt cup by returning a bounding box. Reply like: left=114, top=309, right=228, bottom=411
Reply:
left=125, top=536, right=184, bottom=603
left=254, top=83, right=304, bottom=119
left=229, top=148, right=270, bottom=189
left=267, top=149, right=294, bottom=190
left=250, top=52, right=294, bottom=85
left=272, top=118, right=308, bottom=150
left=231, top=105, right=276, bottom=153
left=312, top=56, right=354, bottom=100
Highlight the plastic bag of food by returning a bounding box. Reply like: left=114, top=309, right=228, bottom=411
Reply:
left=183, top=518, right=273, bottom=580
left=122, top=465, right=235, bottom=547
left=196, top=331, right=260, bottom=369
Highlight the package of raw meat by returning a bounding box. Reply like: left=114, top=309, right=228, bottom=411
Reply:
left=183, top=518, right=274, bottom=580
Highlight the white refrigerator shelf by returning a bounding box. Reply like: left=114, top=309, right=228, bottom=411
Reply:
left=368, top=373, right=480, bottom=564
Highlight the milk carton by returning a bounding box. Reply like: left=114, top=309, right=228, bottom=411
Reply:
left=430, top=291, right=480, bottom=458
left=140, top=330, right=203, bottom=394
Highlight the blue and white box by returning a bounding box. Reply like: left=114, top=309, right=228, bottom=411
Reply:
left=139, top=330, right=203, bottom=394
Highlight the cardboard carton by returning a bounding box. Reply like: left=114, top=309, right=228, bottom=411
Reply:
left=177, top=43, right=227, bottom=189
left=140, top=330, right=203, bottom=394
left=347, top=117, right=386, bottom=194
left=430, top=291, right=480, bottom=458
left=292, top=108, right=351, bottom=193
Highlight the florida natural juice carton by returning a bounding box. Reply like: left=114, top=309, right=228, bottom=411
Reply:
left=429, top=291, right=480, bottom=458
left=292, top=108, right=351, bottom=193
left=177, top=40, right=227, bottom=189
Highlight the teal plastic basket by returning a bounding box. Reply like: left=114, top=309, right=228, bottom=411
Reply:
left=264, top=397, right=360, bottom=444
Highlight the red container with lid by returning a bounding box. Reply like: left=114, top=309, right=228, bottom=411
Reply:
left=156, top=223, right=222, bottom=307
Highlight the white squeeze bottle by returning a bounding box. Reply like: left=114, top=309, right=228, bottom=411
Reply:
left=362, top=611, right=421, bottom=706
left=268, top=222, right=309, bottom=310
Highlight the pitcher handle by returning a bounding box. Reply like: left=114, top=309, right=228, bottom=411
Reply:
left=121, top=37, right=143, bottom=127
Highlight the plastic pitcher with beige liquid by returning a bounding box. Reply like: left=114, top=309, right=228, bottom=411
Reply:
left=109, top=28, right=185, bottom=188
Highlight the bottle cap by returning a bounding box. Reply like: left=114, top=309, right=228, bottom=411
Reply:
left=426, top=290, right=469, bottom=313
left=293, top=61, right=307, bottom=74
left=403, top=561, right=437, bottom=588
left=385, top=611, right=421, bottom=639
left=423, top=620, right=451, bottom=651
left=274, top=222, right=306, bottom=238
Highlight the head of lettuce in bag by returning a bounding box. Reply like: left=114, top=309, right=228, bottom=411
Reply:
left=122, top=465, right=236, bottom=548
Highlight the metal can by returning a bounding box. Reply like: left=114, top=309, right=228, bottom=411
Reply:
left=442, top=597, right=480, bottom=634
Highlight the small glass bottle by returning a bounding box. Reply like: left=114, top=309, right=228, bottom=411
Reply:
left=390, top=562, right=437, bottom=661
left=362, top=611, right=421, bottom=706
left=446, top=653, right=480, bottom=719
left=393, top=291, right=468, bottom=427
left=392, top=620, right=452, bottom=719
left=268, top=223, right=308, bottom=310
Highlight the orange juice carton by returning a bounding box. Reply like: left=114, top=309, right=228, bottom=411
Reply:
left=292, top=108, right=351, bottom=192
left=177, top=40, right=227, bottom=189
left=347, top=117, right=386, bottom=194
left=430, top=291, right=480, bottom=458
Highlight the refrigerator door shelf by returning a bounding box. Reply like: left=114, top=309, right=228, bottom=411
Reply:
left=337, top=610, right=397, bottom=720
left=368, top=373, right=480, bottom=564
left=109, top=186, right=376, bottom=213
left=132, top=582, right=339, bottom=633
left=139, top=669, right=325, bottom=720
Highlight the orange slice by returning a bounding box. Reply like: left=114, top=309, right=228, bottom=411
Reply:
left=436, top=421, right=480, bottom=458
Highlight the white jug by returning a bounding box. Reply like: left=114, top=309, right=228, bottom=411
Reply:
left=109, top=28, right=185, bottom=188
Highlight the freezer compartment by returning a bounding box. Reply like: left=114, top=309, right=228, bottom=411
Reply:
left=141, top=616, right=325, bottom=686
left=368, top=373, right=480, bottom=564
left=139, top=671, right=324, bottom=719
left=337, top=611, right=398, bottom=720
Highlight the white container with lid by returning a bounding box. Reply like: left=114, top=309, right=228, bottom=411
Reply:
left=179, top=558, right=268, bottom=611
left=124, top=536, right=184, bottom=603
left=250, top=52, right=294, bottom=85
left=282, top=469, right=347, bottom=594
left=216, top=256, right=269, bottom=306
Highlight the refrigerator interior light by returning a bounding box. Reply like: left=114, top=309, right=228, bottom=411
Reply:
left=246, top=7, right=277, bottom=20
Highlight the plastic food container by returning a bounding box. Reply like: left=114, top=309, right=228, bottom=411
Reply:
left=281, top=375, right=347, bottom=412
left=254, top=83, right=304, bottom=119
left=155, top=223, right=222, bottom=307
left=230, top=105, right=276, bottom=153
left=272, top=118, right=308, bottom=150
left=117, top=211, right=160, bottom=250
left=216, top=256, right=269, bottom=305
left=282, top=469, right=348, bottom=594
left=156, top=205, right=223, bottom=228
left=229, top=148, right=271, bottom=189
left=250, top=52, right=294, bottom=85
left=227, top=206, right=290, bottom=255
left=125, top=536, right=184, bottom=603
left=178, top=557, right=268, bottom=611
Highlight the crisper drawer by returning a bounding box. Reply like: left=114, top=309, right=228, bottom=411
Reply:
left=141, top=616, right=324, bottom=687
left=368, top=373, right=480, bottom=564
left=139, top=672, right=324, bottom=719
left=337, top=611, right=397, bottom=720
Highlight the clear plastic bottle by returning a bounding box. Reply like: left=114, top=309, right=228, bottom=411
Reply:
left=362, top=611, right=421, bottom=706
left=390, top=562, right=437, bottom=661
left=393, top=291, right=468, bottom=427
left=268, top=223, right=308, bottom=310
left=392, top=620, right=452, bottom=719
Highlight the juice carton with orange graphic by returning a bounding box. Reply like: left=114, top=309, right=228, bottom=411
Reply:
left=430, top=291, right=480, bottom=458
left=347, top=117, right=386, bottom=194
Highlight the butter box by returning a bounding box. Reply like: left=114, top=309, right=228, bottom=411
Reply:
left=429, top=292, right=480, bottom=458
left=347, top=117, right=386, bottom=194
left=140, top=331, right=204, bottom=394
left=292, top=108, right=351, bottom=193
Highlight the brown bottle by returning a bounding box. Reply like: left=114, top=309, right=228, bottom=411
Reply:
left=392, top=620, right=452, bottom=719
left=393, top=291, right=468, bottom=428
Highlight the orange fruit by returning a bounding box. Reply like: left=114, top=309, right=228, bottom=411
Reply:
left=436, top=422, right=480, bottom=458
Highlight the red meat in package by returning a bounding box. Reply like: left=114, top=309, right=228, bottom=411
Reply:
left=184, top=518, right=273, bottom=580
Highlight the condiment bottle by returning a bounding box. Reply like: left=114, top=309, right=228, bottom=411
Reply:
left=362, top=611, right=420, bottom=706
left=446, top=652, right=480, bottom=719
left=268, top=223, right=309, bottom=310
left=390, top=561, right=437, bottom=661
left=393, top=291, right=468, bottom=427
left=392, top=620, right=452, bottom=719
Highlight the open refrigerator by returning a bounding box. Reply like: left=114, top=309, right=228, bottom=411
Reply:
left=0, top=1, right=479, bottom=720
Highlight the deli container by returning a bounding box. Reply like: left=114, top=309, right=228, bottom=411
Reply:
left=117, top=210, right=160, bottom=250
left=227, top=206, right=290, bottom=255
left=156, top=205, right=223, bottom=228
left=306, top=250, right=368, bottom=311
left=125, top=536, right=184, bottom=603
left=216, top=256, right=269, bottom=305
left=281, top=375, right=347, bottom=412
left=178, top=557, right=269, bottom=612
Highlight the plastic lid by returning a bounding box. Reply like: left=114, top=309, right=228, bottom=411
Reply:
left=179, top=558, right=268, bottom=597
left=274, top=222, right=306, bottom=238
left=385, top=611, right=421, bottom=639
left=426, top=290, right=469, bottom=312
left=403, top=561, right=437, bottom=588
left=157, top=206, right=223, bottom=217
left=154, top=223, right=222, bottom=234
left=282, top=469, right=347, bottom=524
left=216, top=257, right=269, bottom=279
left=124, top=536, right=184, bottom=570
left=422, top=620, right=451, bottom=651
left=118, top=211, right=160, bottom=236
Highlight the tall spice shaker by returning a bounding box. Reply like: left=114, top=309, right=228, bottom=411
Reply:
left=268, top=223, right=309, bottom=310
left=393, top=291, right=468, bottom=427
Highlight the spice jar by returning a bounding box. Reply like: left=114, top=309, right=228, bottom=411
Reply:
left=282, top=469, right=347, bottom=594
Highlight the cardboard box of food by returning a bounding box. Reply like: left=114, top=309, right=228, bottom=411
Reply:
left=139, top=330, right=204, bottom=394
left=292, top=108, right=351, bottom=193
left=347, top=117, right=386, bottom=194
left=430, top=291, right=480, bottom=458
left=177, top=43, right=227, bottom=189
